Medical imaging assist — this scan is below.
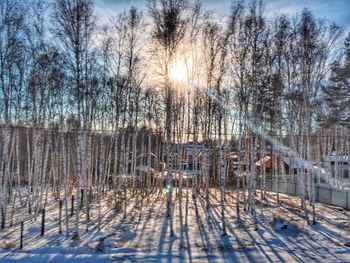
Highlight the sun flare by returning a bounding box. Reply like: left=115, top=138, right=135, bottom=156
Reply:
left=168, top=54, right=192, bottom=85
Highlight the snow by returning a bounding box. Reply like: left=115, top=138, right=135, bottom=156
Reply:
left=115, top=228, right=136, bottom=243
left=0, top=189, right=349, bottom=262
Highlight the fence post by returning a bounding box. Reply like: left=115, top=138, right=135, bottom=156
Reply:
left=59, top=200, right=63, bottom=234
left=80, top=189, right=84, bottom=208
left=71, top=195, right=75, bottom=217
left=41, top=208, right=45, bottom=236
left=1, top=207, right=5, bottom=229
left=20, top=221, right=24, bottom=249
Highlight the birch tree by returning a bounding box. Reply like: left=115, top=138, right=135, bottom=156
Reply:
left=52, top=0, right=96, bottom=238
left=148, top=0, right=189, bottom=237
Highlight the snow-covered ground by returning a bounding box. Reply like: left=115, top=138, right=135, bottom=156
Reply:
left=0, top=188, right=349, bottom=262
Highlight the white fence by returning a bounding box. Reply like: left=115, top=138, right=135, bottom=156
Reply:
left=260, top=179, right=350, bottom=210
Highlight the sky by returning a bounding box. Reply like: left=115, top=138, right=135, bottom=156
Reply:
left=94, top=0, right=350, bottom=29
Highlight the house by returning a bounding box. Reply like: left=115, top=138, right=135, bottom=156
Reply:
left=256, top=155, right=272, bottom=172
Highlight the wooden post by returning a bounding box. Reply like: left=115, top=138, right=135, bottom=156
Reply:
left=20, top=221, right=24, bottom=249
left=80, top=189, right=84, bottom=208
left=71, top=195, right=74, bottom=217
left=59, top=200, right=63, bottom=234
left=1, top=207, right=5, bottom=229
left=87, top=205, right=90, bottom=222
left=41, top=208, right=45, bottom=236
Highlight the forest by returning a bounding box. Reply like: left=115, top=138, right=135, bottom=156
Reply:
left=0, top=0, right=349, bottom=262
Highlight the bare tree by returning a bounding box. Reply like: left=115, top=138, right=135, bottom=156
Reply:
left=51, top=0, right=96, bottom=126
left=148, top=0, right=189, bottom=237
left=52, top=0, right=96, bottom=239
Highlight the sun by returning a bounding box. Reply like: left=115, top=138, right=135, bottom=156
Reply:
left=168, top=54, right=192, bottom=85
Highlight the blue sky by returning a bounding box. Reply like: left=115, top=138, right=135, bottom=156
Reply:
left=95, top=0, right=350, bottom=29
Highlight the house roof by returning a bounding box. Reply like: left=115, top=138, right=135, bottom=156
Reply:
left=256, top=156, right=271, bottom=167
